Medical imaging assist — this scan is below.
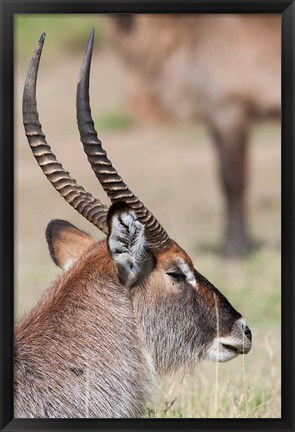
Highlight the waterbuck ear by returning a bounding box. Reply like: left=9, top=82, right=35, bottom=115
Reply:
left=107, top=202, right=155, bottom=287
left=46, top=220, right=95, bottom=270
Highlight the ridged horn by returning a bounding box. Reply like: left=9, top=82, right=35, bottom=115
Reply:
left=76, top=29, right=172, bottom=252
left=23, top=32, right=109, bottom=235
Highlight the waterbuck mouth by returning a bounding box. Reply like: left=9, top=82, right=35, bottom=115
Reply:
left=220, top=341, right=251, bottom=356
left=207, top=318, right=252, bottom=362
left=208, top=338, right=251, bottom=362
left=221, top=343, right=243, bottom=355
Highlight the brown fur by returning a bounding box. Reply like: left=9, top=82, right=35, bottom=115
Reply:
left=46, top=219, right=95, bottom=269
left=15, top=240, right=153, bottom=418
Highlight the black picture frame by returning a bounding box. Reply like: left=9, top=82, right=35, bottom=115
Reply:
left=0, top=1, right=294, bottom=431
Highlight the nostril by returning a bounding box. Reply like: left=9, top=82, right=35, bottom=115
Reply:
left=244, top=325, right=252, bottom=341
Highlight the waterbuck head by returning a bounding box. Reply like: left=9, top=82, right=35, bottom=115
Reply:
left=23, top=30, right=252, bottom=378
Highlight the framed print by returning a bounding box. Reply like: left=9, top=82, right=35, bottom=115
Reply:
left=0, top=1, right=294, bottom=431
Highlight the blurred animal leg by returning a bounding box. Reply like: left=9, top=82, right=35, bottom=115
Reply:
left=210, top=104, right=250, bottom=256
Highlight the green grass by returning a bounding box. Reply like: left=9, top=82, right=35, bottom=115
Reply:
left=94, top=111, right=133, bottom=132
left=15, top=15, right=103, bottom=63
left=145, top=350, right=280, bottom=418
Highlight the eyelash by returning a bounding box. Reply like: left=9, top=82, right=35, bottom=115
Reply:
left=166, top=271, right=186, bottom=282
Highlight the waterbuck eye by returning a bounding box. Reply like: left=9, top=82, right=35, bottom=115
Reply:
left=167, top=271, right=186, bottom=282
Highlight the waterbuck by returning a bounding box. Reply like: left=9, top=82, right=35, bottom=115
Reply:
left=14, top=31, right=252, bottom=418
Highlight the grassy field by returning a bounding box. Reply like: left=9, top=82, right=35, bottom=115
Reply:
left=15, top=16, right=281, bottom=418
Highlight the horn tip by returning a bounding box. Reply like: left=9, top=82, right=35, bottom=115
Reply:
left=39, top=32, right=46, bottom=45
left=88, top=28, right=95, bottom=45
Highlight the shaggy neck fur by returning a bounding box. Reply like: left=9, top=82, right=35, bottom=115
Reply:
left=14, top=242, right=154, bottom=418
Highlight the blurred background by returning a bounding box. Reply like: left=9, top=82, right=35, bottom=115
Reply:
left=15, top=14, right=281, bottom=418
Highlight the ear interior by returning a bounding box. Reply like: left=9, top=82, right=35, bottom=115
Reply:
left=107, top=202, right=154, bottom=287
left=46, top=220, right=95, bottom=270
